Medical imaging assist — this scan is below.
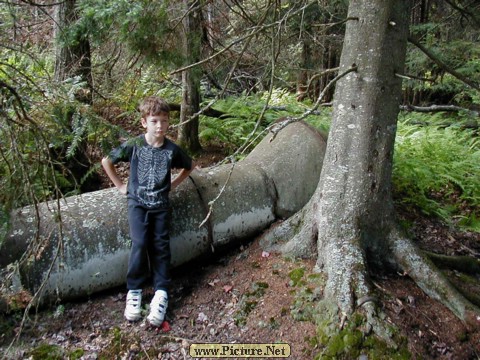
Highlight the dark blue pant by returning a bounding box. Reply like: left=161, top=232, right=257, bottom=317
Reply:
left=126, top=202, right=171, bottom=292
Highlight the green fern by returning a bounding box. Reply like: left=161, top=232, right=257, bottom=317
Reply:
left=393, top=112, right=480, bottom=227
left=199, top=92, right=331, bottom=153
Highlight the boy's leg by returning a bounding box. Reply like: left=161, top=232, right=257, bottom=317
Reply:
left=126, top=203, right=150, bottom=290
left=124, top=203, right=150, bottom=321
left=146, top=209, right=170, bottom=326
left=148, top=209, right=171, bottom=292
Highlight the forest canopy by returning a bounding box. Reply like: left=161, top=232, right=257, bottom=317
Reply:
left=1, top=0, right=478, bottom=232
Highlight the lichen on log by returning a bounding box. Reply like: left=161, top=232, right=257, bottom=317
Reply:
left=0, top=121, right=326, bottom=307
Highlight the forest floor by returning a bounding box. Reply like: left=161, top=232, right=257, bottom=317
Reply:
left=1, top=197, right=479, bottom=359
left=1, top=119, right=480, bottom=359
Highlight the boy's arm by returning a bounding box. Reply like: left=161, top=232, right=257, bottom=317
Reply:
left=101, top=157, right=127, bottom=195
left=171, top=162, right=196, bottom=190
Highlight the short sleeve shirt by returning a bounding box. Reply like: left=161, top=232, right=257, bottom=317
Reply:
left=108, top=135, right=192, bottom=209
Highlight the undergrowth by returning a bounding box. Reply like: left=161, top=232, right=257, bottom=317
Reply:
left=198, top=91, right=331, bottom=154
left=2, top=85, right=478, bottom=246
left=393, top=112, right=480, bottom=230
left=200, top=94, right=479, bottom=231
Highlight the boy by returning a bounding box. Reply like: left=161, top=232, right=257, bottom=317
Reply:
left=102, top=96, right=194, bottom=326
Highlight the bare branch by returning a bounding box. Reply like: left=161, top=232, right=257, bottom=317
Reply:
left=400, top=104, right=479, bottom=117
left=408, top=36, right=480, bottom=91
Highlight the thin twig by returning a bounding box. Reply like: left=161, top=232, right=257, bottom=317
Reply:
left=268, top=64, right=357, bottom=140
left=198, top=157, right=236, bottom=230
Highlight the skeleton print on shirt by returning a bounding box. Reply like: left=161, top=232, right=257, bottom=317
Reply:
left=135, top=147, right=172, bottom=208
left=108, top=135, right=192, bottom=209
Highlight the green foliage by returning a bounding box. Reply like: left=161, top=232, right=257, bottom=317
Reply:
left=406, top=19, right=480, bottom=106
left=111, top=66, right=182, bottom=114
left=199, top=91, right=331, bottom=154
left=1, top=71, right=127, bottom=242
left=393, top=112, right=480, bottom=229
left=76, top=0, right=183, bottom=65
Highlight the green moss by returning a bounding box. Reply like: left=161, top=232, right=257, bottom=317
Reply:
left=250, top=261, right=261, bottom=269
left=312, top=306, right=411, bottom=360
left=290, top=272, right=325, bottom=322
left=68, top=348, right=85, bottom=360
left=28, top=344, right=63, bottom=360
left=248, top=281, right=269, bottom=296
left=97, top=326, right=132, bottom=359
left=456, top=330, right=468, bottom=342
left=234, top=299, right=258, bottom=326
left=234, top=281, right=270, bottom=326
left=268, top=316, right=280, bottom=329
left=288, top=267, right=305, bottom=286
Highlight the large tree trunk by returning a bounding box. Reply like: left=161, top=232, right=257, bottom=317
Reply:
left=54, top=0, right=93, bottom=104
left=0, top=121, right=325, bottom=307
left=261, top=0, right=479, bottom=341
left=177, top=0, right=202, bottom=153
left=314, top=0, right=409, bottom=314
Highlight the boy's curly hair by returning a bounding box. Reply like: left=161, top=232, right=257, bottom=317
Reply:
left=139, top=96, right=170, bottom=118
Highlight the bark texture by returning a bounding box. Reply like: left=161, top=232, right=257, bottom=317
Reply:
left=177, top=0, right=203, bottom=153
left=54, top=0, right=92, bottom=103
left=314, top=0, right=410, bottom=314
left=262, top=0, right=480, bottom=333
left=0, top=121, right=326, bottom=306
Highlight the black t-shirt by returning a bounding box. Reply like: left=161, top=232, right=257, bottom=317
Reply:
left=108, top=135, right=192, bottom=209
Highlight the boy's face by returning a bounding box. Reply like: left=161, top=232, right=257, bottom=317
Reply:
left=141, top=112, right=169, bottom=140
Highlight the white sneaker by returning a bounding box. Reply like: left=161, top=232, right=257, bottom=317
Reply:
left=124, top=289, right=142, bottom=321
left=147, top=290, right=168, bottom=326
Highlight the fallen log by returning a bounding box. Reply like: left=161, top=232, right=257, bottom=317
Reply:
left=0, top=121, right=326, bottom=306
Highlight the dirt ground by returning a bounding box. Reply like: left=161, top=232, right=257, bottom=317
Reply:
left=1, top=216, right=479, bottom=359
left=1, top=121, right=479, bottom=359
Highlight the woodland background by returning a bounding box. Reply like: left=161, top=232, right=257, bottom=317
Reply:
left=1, top=1, right=480, bottom=359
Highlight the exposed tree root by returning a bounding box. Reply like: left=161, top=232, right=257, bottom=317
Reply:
left=261, top=204, right=480, bottom=347
left=389, top=227, right=480, bottom=329
left=425, top=251, right=480, bottom=275
left=259, top=197, right=317, bottom=258
left=261, top=203, right=401, bottom=346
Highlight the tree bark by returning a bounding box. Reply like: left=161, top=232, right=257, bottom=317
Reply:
left=314, top=1, right=411, bottom=314
left=54, top=0, right=93, bottom=103
left=261, top=0, right=480, bottom=339
left=0, top=121, right=326, bottom=307
left=177, top=0, right=203, bottom=153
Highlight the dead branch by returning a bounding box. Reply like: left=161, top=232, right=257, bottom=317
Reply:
left=400, top=104, right=479, bottom=117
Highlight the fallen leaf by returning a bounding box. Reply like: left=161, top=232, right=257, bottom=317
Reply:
left=160, top=320, right=171, bottom=332
left=223, top=285, right=233, bottom=293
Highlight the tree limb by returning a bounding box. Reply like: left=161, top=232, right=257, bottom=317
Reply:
left=400, top=104, right=479, bottom=117
left=408, top=36, right=480, bottom=91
